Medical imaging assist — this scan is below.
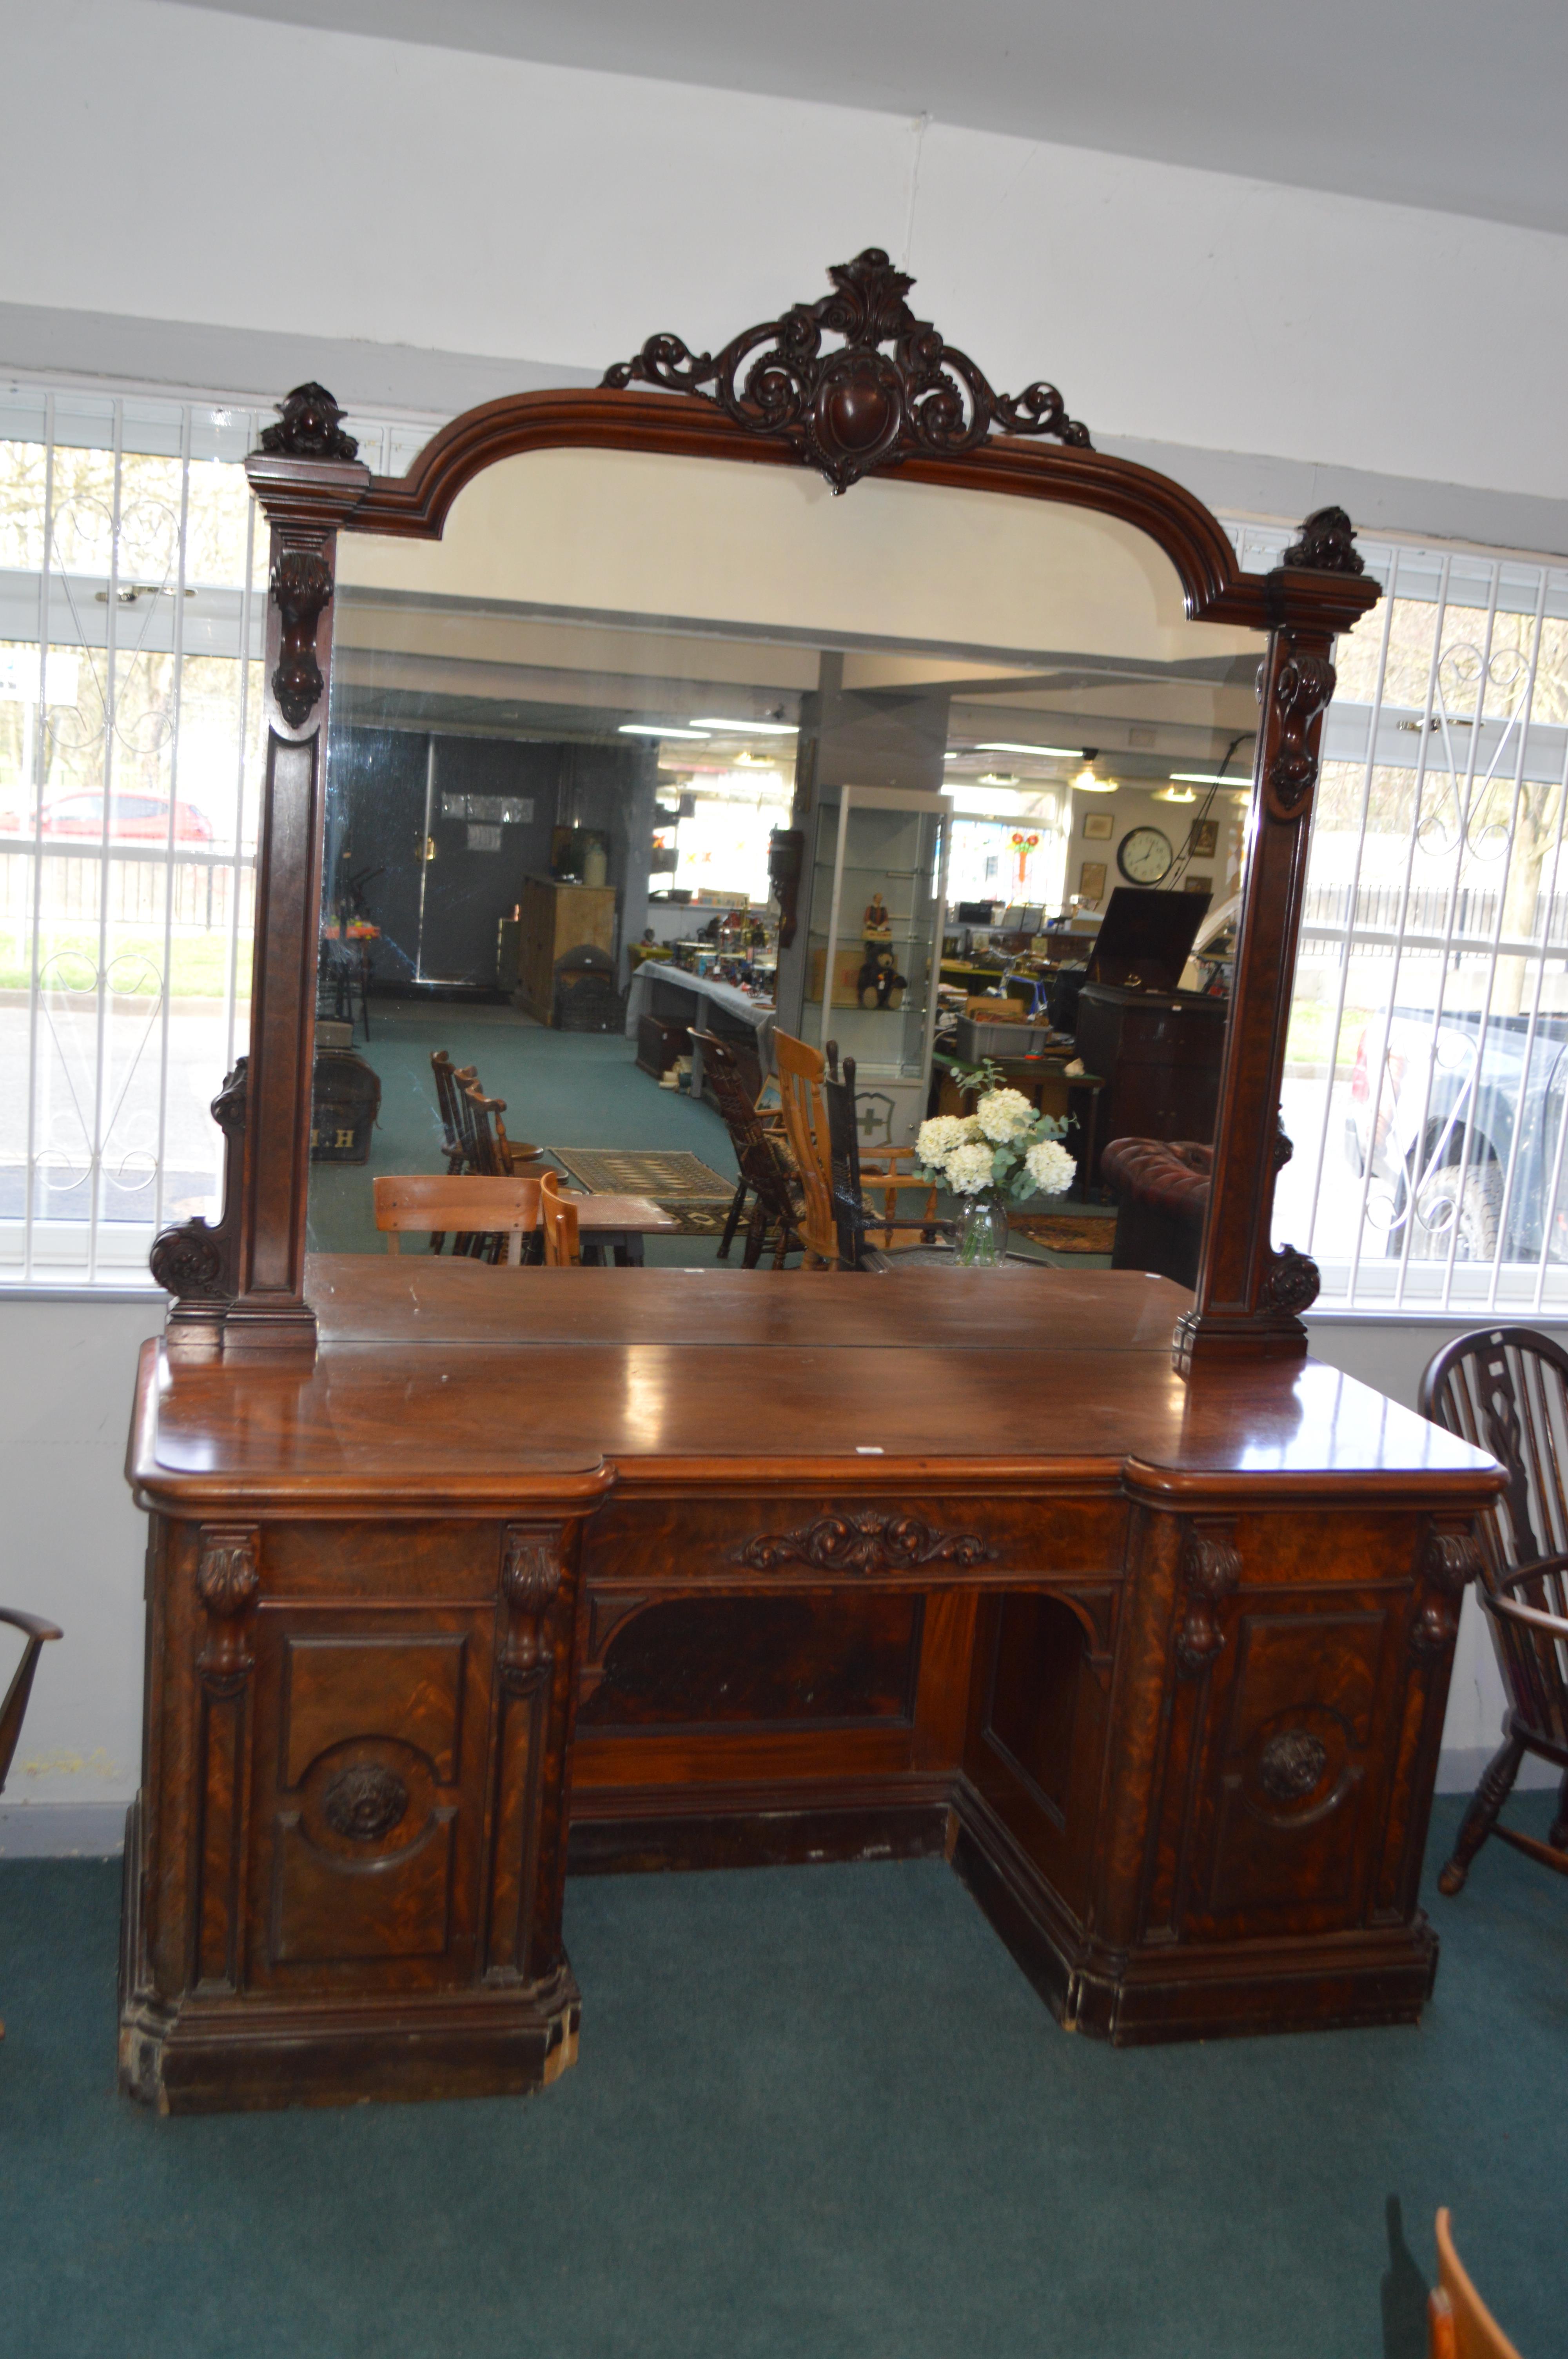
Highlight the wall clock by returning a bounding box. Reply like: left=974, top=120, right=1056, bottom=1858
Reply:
left=1117, top=825, right=1174, bottom=884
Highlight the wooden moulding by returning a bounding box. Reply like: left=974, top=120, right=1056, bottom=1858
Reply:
left=149, top=253, right=1379, bottom=1370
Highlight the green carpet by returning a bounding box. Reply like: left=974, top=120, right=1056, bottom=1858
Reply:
left=304, top=1000, right=1109, bottom=1271
left=0, top=1796, right=1563, bottom=2357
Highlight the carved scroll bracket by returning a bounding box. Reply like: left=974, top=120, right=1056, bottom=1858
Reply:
left=1175, top=1520, right=1241, bottom=1677
left=1261, top=633, right=1336, bottom=821
left=150, top=1056, right=248, bottom=1321
left=500, top=1525, right=565, bottom=1696
left=603, top=246, right=1091, bottom=494
left=1410, top=1525, right=1483, bottom=1660
left=270, top=549, right=334, bottom=731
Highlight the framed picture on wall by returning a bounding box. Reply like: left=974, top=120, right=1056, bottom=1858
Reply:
left=1189, top=818, right=1219, bottom=857
left=1082, top=811, right=1114, bottom=841
left=1078, top=860, right=1107, bottom=904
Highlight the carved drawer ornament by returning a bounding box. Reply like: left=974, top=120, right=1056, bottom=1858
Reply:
left=322, top=1763, right=409, bottom=1843
left=195, top=1524, right=259, bottom=1688
left=1174, top=1520, right=1241, bottom=1677
left=1256, top=1729, right=1329, bottom=1804
left=603, top=246, right=1091, bottom=495
left=737, top=1510, right=997, bottom=1574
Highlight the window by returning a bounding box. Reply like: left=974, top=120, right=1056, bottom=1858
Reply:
left=0, top=383, right=432, bottom=1285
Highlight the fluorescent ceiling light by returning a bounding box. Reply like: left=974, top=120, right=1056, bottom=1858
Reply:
left=976, top=741, right=1080, bottom=759
left=688, top=716, right=798, bottom=734
left=1169, top=771, right=1247, bottom=787
left=620, top=723, right=710, bottom=739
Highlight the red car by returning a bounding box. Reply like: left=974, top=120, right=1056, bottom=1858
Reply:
left=31, top=791, right=214, bottom=843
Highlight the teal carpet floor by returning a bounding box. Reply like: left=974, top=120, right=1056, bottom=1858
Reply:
left=305, top=999, right=1111, bottom=1269
left=0, top=1795, right=1563, bottom=2358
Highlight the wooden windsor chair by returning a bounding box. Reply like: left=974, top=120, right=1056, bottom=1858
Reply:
left=691, top=1028, right=800, bottom=1268
left=1419, top=1325, right=1568, bottom=1892
left=1, top=1607, right=63, bottom=2044
left=822, top=1045, right=947, bottom=1269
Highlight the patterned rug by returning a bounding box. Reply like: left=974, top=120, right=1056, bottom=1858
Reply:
left=1011, top=1210, right=1118, bottom=1254
left=553, top=1147, right=737, bottom=1236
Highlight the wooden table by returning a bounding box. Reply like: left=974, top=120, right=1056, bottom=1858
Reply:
left=565, top=1191, right=679, bottom=1266
left=120, top=1260, right=1501, bottom=2113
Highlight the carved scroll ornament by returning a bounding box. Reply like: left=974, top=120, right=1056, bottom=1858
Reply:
left=149, top=1058, right=248, bottom=1305
left=196, top=1525, right=259, bottom=1687
left=270, top=549, right=334, bottom=730
left=603, top=246, right=1091, bottom=494
left=1175, top=1520, right=1241, bottom=1677
left=1261, top=636, right=1337, bottom=820
left=323, top=1764, right=409, bottom=1843
left=1260, top=1247, right=1321, bottom=1318
left=1256, top=1729, right=1329, bottom=1804
left=738, top=1510, right=996, bottom=1574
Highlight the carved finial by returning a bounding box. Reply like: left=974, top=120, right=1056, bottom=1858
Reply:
left=1281, top=505, right=1365, bottom=575
left=257, top=382, right=359, bottom=462
left=601, top=245, right=1091, bottom=494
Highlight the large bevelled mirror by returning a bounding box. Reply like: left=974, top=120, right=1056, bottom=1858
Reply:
left=310, top=441, right=1262, bottom=1275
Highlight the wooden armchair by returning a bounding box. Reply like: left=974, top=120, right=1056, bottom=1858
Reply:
left=1419, top=1326, right=1568, bottom=1893
left=2, top=1606, right=63, bottom=2043
left=374, top=1173, right=543, bottom=1266
left=773, top=1027, right=938, bottom=1267
left=691, top=1029, right=800, bottom=1268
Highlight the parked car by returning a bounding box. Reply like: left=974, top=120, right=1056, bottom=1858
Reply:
left=6, top=791, right=215, bottom=843
left=1346, top=1005, right=1568, bottom=1261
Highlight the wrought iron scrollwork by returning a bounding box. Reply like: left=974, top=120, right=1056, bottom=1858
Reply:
left=603, top=247, right=1091, bottom=494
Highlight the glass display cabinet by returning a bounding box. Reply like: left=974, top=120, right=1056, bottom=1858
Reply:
left=801, top=782, right=950, bottom=1147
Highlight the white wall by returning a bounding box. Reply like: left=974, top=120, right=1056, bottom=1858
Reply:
left=5, top=0, right=1568, bottom=505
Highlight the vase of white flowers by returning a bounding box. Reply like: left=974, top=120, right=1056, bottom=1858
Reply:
left=914, top=1060, right=1077, bottom=1267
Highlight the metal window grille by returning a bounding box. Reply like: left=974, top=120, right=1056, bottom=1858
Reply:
left=1242, top=522, right=1568, bottom=1312
left=0, top=380, right=434, bottom=1287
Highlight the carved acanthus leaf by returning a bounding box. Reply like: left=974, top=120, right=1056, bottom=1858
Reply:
left=196, top=1530, right=259, bottom=1619
left=1256, top=1729, right=1328, bottom=1803
left=1261, top=638, right=1336, bottom=819
left=602, top=247, right=1091, bottom=495
left=1281, top=505, right=1365, bottom=576
left=257, top=381, right=359, bottom=462
left=501, top=1527, right=564, bottom=1685
left=737, top=1510, right=997, bottom=1574
left=323, top=1764, right=408, bottom=1843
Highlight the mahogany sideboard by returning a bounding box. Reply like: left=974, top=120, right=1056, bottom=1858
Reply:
left=119, top=1259, right=1500, bottom=2112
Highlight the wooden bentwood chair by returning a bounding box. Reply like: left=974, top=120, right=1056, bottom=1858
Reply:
left=691, top=1028, right=801, bottom=1268
left=374, top=1174, right=542, bottom=1266
left=1420, top=1326, right=1568, bottom=1892
left=1, top=1606, right=63, bottom=2043
left=1428, top=2209, right=1524, bottom=2359
left=772, top=1028, right=936, bottom=1268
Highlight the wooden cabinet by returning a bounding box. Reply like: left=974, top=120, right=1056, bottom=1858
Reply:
left=1074, top=982, right=1228, bottom=1184
left=514, top=875, right=618, bottom=1024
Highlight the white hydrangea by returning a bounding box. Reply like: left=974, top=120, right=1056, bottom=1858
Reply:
left=975, top=1087, right=1037, bottom=1143
left=1024, top=1137, right=1077, bottom=1197
left=916, top=1114, right=978, bottom=1169
left=945, top=1138, right=998, bottom=1195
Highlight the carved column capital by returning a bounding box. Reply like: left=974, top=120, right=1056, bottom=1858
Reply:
left=1175, top=1519, right=1241, bottom=1677
left=500, top=1526, right=565, bottom=1693
left=1410, top=1523, right=1484, bottom=1659
left=196, top=1526, right=259, bottom=1690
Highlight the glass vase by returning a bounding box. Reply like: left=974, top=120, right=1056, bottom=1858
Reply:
left=956, top=1187, right=1010, bottom=1267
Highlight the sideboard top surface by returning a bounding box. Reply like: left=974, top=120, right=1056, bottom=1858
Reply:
left=127, top=1259, right=1502, bottom=1516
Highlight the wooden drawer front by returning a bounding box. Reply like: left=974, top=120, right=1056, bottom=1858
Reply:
left=583, top=1494, right=1128, bottom=1590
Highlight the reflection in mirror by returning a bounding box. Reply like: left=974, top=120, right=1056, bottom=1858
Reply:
left=309, top=449, right=1263, bottom=1280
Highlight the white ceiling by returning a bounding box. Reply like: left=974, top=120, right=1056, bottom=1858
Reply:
left=174, top=0, right=1568, bottom=236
